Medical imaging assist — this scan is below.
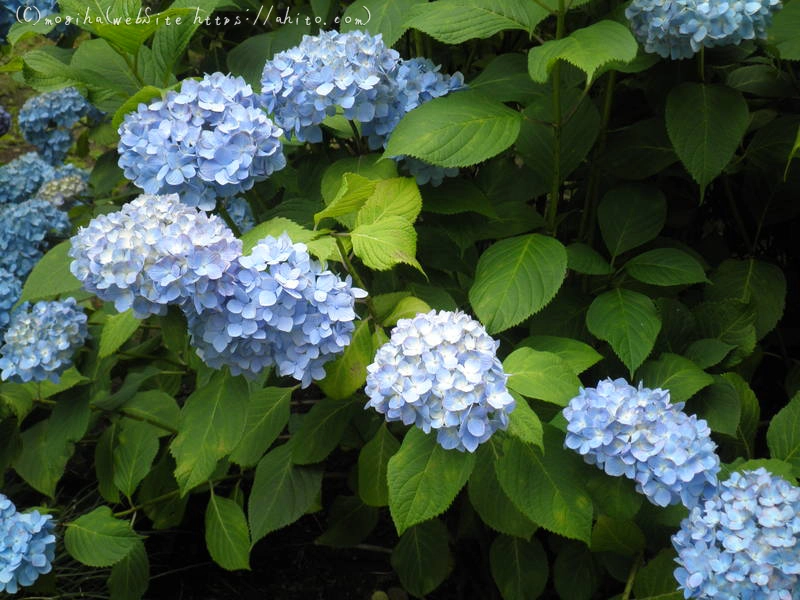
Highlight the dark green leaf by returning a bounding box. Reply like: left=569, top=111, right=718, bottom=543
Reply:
left=359, top=424, right=401, bottom=507
left=503, top=348, right=582, bottom=406
left=205, top=493, right=251, bottom=571
left=390, top=519, right=452, bottom=598
left=290, top=398, right=357, bottom=465
left=490, top=535, right=548, bottom=600
left=20, top=241, right=83, bottom=303
left=597, top=184, right=666, bottom=260
left=65, top=506, right=142, bottom=567
left=636, top=353, right=713, bottom=403
left=230, top=387, right=293, bottom=468
left=625, top=248, right=708, bottom=286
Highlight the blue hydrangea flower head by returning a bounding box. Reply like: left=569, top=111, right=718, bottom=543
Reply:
left=673, top=468, right=800, bottom=599
left=0, top=153, right=57, bottom=206
left=260, top=30, right=401, bottom=143
left=564, top=378, right=720, bottom=508
left=223, top=196, right=255, bottom=234
left=118, top=73, right=286, bottom=210
left=364, top=310, right=515, bottom=452
left=35, top=174, right=88, bottom=208
left=626, top=0, right=782, bottom=59
left=0, top=198, right=71, bottom=280
left=1, top=1, right=60, bottom=43
left=0, top=494, right=56, bottom=594
left=19, top=87, right=91, bottom=164
left=0, top=268, right=22, bottom=332
left=0, top=297, right=88, bottom=383
left=400, top=157, right=460, bottom=187
left=0, top=106, right=10, bottom=137
left=185, top=233, right=366, bottom=386
left=69, top=193, right=242, bottom=318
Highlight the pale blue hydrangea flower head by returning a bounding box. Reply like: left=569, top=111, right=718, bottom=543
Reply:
left=0, top=153, right=57, bottom=206
left=0, top=198, right=71, bottom=280
left=69, top=193, right=242, bottom=318
left=673, top=468, right=800, bottom=599
left=0, top=494, right=56, bottom=594
left=626, top=0, right=782, bottom=59
left=223, top=196, right=255, bottom=233
left=400, top=157, right=460, bottom=187
left=19, top=87, right=91, bottom=164
left=260, top=30, right=400, bottom=143
left=0, top=268, right=22, bottom=332
left=364, top=310, right=516, bottom=452
left=118, top=73, right=286, bottom=210
left=0, top=106, right=10, bottom=137
left=35, top=174, right=88, bottom=208
left=185, top=233, right=366, bottom=386
left=564, top=378, right=720, bottom=508
left=0, top=297, right=88, bottom=383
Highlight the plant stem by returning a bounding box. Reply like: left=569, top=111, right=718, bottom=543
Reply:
left=698, top=47, right=706, bottom=82
left=217, top=202, right=242, bottom=237
left=622, top=552, right=644, bottom=600
left=349, top=120, right=364, bottom=154
left=335, top=237, right=377, bottom=321
left=546, top=0, right=567, bottom=235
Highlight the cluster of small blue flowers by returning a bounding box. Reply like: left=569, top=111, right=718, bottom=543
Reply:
left=564, top=378, right=720, bottom=508
left=626, top=0, right=782, bottom=59
left=19, top=88, right=92, bottom=164
left=185, top=234, right=367, bottom=386
left=0, top=494, right=56, bottom=594
left=400, top=157, right=460, bottom=187
left=0, top=269, right=21, bottom=331
left=223, top=196, right=255, bottom=233
left=0, top=106, right=10, bottom=137
left=673, top=468, right=800, bottom=599
left=0, top=298, right=88, bottom=383
left=0, top=1, right=58, bottom=43
left=0, top=199, right=71, bottom=280
left=0, top=153, right=57, bottom=205
left=261, top=30, right=400, bottom=143
left=364, top=310, right=516, bottom=452
left=118, top=73, right=286, bottom=210
left=69, top=194, right=242, bottom=318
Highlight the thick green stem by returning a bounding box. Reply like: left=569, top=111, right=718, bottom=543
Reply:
left=546, top=1, right=567, bottom=234
left=622, top=552, right=644, bottom=600
left=217, top=203, right=242, bottom=237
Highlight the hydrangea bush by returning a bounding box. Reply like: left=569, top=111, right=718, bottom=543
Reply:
left=0, top=0, right=799, bottom=598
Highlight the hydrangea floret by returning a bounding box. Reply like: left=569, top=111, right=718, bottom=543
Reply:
left=185, top=233, right=366, bottom=386
left=563, top=378, right=720, bottom=508
left=223, top=196, right=255, bottom=234
left=0, top=297, right=88, bottom=383
left=0, top=198, right=71, bottom=279
left=673, top=468, right=800, bottom=599
left=0, top=268, right=22, bottom=332
left=626, top=0, right=782, bottom=59
left=35, top=174, right=88, bottom=208
left=118, top=72, right=286, bottom=209
left=364, top=310, right=516, bottom=452
left=19, top=87, right=91, bottom=164
left=69, top=193, right=242, bottom=318
left=0, top=153, right=57, bottom=206
left=0, top=494, right=56, bottom=594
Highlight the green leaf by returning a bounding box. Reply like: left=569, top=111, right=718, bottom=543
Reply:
left=378, top=296, right=432, bottom=327
left=528, top=21, right=638, bottom=85
left=518, top=335, right=602, bottom=375
left=240, top=217, right=317, bottom=253
left=387, top=428, right=476, bottom=535
left=636, top=353, right=714, bottom=403
left=205, top=493, right=251, bottom=571
left=170, top=371, right=248, bottom=495
left=496, top=428, right=593, bottom=543
left=585, top=471, right=642, bottom=521
left=422, top=178, right=497, bottom=217
left=108, top=539, right=149, bottom=600
left=20, top=241, right=83, bottom=302
left=384, top=91, right=522, bottom=168
left=597, top=184, right=666, bottom=260
left=601, top=118, right=678, bottom=180
left=99, top=310, right=141, bottom=358
left=120, top=390, right=180, bottom=436
left=767, top=393, right=800, bottom=471
left=341, top=0, right=425, bottom=45
left=355, top=177, right=423, bottom=227
left=404, top=0, right=547, bottom=44
left=728, top=458, right=797, bottom=483
left=625, top=248, right=708, bottom=286
left=665, top=83, right=749, bottom=194
left=768, top=0, right=800, bottom=60
left=567, top=243, right=612, bottom=275
left=65, top=506, right=142, bottom=567
left=490, top=535, right=548, bottom=600
left=351, top=216, right=422, bottom=272
left=359, top=424, right=401, bottom=507
left=503, top=348, right=582, bottom=406
left=586, top=289, right=661, bottom=374
left=633, top=550, right=682, bottom=600
left=321, top=155, right=398, bottom=206
left=248, top=444, right=323, bottom=543
left=230, top=387, right=293, bottom=468
left=390, top=519, right=452, bottom=598
left=468, top=439, right=538, bottom=539
left=684, top=338, right=735, bottom=369
left=506, top=395, right=544, bottom=450
left=112, top=420, right=160, bottom=498
left=785, top=125, right=800, bottom=179
left=693, top=300, right=756, bottom=366
left=469, top=53, right=545, bottom=104
left=316, top=496, right=379, bottom=548
left=96, top=425, right=120, bottom=504
left=590, top=516, right=645, bottom=556
left=90, top=8, right=192, bottom=55
left=290, top=398, right=357, bottom=465
left=315, top=173, right=377, bottom=226
left=690, top=373, right=746, bottom=437
left=706, top=258, right=787, bottom=340
left=469, top=234, right=567, bottom=334
left=553, top=542, right=600, bottom=600
left=318, top=321, right=375, bottom=400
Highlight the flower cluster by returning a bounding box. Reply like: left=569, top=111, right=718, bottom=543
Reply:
left=564, top=378, right=720, bottom=508
left=0, top=199, right=71, bottom=279
left=19, top=87, right=91, bottom=164
left=1, top=0, right=59, bottom=43
left=0, top=268, right=21, bottom=331
left=0, top=494, right=56, bottom=594
left=223, top=196, right=255, bottom=233
left=69, top=194, right=242, bottom=318
left=35, top=173, right=88, bottom=208
left=0, top=298, right=88, bottom=383
left=0, top=106, right=10, bottom=137
left=118, top=73, right=285, bottom=210
left=626, top=0, right=782, bottom=59
left=0, top=153, right=57, bottom=206
left=185, top=234, right=366, bottom=386
left=673, top=468, right=800, bottom=599
left=261, top=30, right=400, bottom=143
left=364, top=310, right=516, bottom=452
